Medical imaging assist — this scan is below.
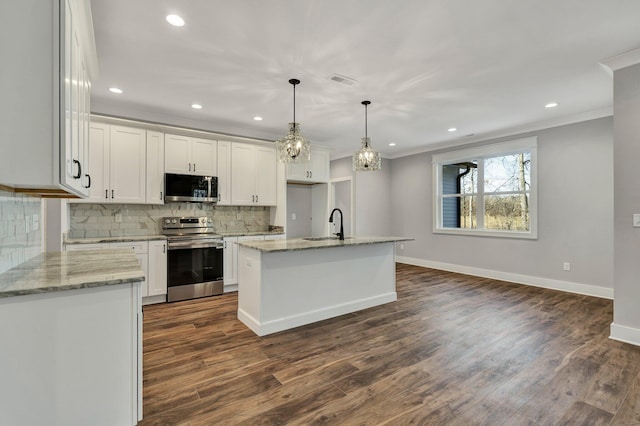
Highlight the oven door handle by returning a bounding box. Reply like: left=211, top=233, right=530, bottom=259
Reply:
left=167, top=241, right=224, bottom=250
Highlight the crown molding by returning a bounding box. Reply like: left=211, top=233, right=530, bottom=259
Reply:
left=601, top=48, right=640, bottom=71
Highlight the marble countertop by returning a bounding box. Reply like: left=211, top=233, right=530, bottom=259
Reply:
left=237, top=236, right=412, bottom=253
left=0, top=249, right=145, bottom=298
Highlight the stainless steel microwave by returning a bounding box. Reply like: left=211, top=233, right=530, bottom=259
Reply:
left=164, top=174, right=218, bottom=203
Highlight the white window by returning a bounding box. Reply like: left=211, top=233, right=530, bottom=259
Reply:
left=433, top=137, right=537, bottom=239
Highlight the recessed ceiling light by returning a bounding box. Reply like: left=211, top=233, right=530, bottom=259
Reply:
left=388, top=143, right=396, bottom=147
left=545, top=102, right=558, bottom=108
left=191, top=103, right=202, bottom=109
left=448, top=127, right=457, bottom=132
left=109, top=87, right=123, bottom=94
left=253, top=116, right=263, bottom=121
left=166, top=14, right=185, bottom=27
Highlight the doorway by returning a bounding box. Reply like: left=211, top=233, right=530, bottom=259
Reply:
left=330, top=177, right=354, bottom=237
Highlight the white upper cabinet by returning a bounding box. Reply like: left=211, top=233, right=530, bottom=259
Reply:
left=0, top=0, right=98, bottom=197
left=146, top=131, right=165, bottom=204
left=109, top=126, right=147, bottom=203
left=165, top=134, right=217, bottom=176
left=286, top=147, right=330, bottom=183
left=84, top=123, right=146, bottom=204
left=217, top=141, right=232, bottom=205
left=231, top=143, right=277, bottom=206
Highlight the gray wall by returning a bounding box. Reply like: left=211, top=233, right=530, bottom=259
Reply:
left=613, top=63, right=640, bottom=329
left=390, top=117, right=613, bottom=289
left=331, top=157, right=392, bottom=236
left=286, top=184, right=313, bottom=238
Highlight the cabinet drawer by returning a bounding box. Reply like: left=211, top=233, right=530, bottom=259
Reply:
left=110, top=242, right=148, bottom=254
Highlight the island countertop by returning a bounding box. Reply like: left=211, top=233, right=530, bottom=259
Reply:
left=237, top=236, right=412, bottom=253
left=0, top=249, right=145, bottom=298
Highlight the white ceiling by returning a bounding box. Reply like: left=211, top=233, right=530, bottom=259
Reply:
left=89, top=0, right=640, bottom=159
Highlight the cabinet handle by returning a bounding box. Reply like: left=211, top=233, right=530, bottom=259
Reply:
left=73, top=159, right=81, bottom=179
left=256, top=195, right=258, bottom=203
left=160, top=191, right=163, bottom=201
left=188, top=163, right=192, bottom=172
left=252, top=195, right=255, bottom=202
left=111, top=189, right=114, bottom=199
left=83, top=174, right=91, bottom=189
left=162, top=244, right=166, bottom=253
left=193, top=163, right=196, bottom=172
left=105, top=189, right=108, bottom=199
left=224, top=241, right=227, bottom=249
left=310, top=171, right=312, bottom=178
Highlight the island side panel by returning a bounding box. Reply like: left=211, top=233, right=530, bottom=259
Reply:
left=0, top=283, right=140, bottom=426
left=237, top=242, right=397, bottom=336
left=237, top=246, right=264, bottom=334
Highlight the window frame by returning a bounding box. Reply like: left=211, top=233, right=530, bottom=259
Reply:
left=432, top=137, right=538, bottom=239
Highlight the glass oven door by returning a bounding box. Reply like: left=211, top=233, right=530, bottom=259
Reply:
left=167, top=243, right=223, bottom=288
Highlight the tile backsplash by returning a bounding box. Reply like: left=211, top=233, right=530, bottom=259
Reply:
left=68, top=203, right=271, bottom=238
left=0, top=190, right=43, bottom=274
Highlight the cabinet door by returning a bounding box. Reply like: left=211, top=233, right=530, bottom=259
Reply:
left=254, top=146, right=277, bottom=205
left=286, top=160, right=309, bottom=182
left=164, top=134, right=191, bottom=174
left=217, top=141, right=231, bottom=205
left=309, top=149, right=329, bottom=183
left=110, top=126, right=146, bottom=203
left=223, top=237, right=238, bottom=288
left=231, top=143, right=255, bottom=205
left=146, top=131, right=165, bottom=204
left=191, top=138, right=217, bottom=176
left=148, top=240, right=167, bottom=297
left=84, top=123, right=110, bottom=202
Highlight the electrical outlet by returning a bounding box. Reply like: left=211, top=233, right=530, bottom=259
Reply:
left=115, top=213, right=123, bottom=223
left=291, top=213, right=297, bottom=221
left=563, top=262, right=571, bottom=271
left=400, top=243, right=404, bottom=250
left=634, top=214, right=640, bottom=227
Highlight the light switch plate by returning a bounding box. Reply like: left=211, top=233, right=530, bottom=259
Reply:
left=634, top=214, right=640, bottom=228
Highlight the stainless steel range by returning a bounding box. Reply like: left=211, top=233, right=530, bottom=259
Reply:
left=162, top=217, right=224, bottom=302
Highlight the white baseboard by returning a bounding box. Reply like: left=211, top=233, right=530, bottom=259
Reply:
left=142, top=294, right=166, bottom=305
left=223, top=283, right=238, bottom=293
left=238, top=292, right=397, bottom=336
left=395, top=256, right=613, bottom=300
left=610, top=323, right=640, bottom=347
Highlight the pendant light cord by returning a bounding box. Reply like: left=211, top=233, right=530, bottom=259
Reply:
left=364, top=102, right=368, bottom=139
left=293, top=83, right=296, bottom=123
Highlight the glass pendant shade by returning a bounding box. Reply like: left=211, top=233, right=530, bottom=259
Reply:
left=353, top=100, right=381, bottom=171
left=277, top=79, right=311, bottom=163
left=277, top=122, right=311, bottom=162
left=353, top=137, right=381, bottom=171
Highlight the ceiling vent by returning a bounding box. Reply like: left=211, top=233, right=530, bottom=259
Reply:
left=329, top=74, right=358, bottom=86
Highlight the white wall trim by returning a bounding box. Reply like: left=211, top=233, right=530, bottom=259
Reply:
left=395, top=255, right=613, bottom=300
left=601, top=48, right=640, bottom=71
left=238, top=292, right=397, bottom=336
left=610, top=322, right=640, bottom=347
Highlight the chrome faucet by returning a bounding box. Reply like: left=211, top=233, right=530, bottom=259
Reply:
left=329, top=208, right=344, bottom=240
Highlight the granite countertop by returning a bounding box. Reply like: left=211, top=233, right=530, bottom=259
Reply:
left=64, top=231, right=284, bottom=244
left=64, top=234, right=167, bottom=245
left=0, top=249, right=145, bottom=298
left=237, top=236, right=412, bottom=253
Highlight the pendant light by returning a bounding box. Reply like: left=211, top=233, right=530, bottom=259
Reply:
left=276, top=78, right=311, bottom=163
left=353, top=100, right=381, bottom=171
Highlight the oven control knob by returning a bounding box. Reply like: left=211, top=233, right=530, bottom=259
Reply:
left=165, top=219, right=171, bottom=224
left=172, top=219, right=178, bottom=224
left=207, top=218, right=212, bottom=223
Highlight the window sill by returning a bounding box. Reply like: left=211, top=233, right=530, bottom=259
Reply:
left=433, top=228, right=538, bottom=240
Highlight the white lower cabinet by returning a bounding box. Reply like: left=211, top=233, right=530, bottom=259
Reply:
left=223, top=234, right=284, bottom=292
left=223, top=237, right=239, bottom=291
left=66, top=240, right=167, bottom=303
left=148, top=240, right=168, bottom=297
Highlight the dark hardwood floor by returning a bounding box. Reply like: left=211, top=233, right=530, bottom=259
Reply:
left=139, top=264, right=640, bottom=425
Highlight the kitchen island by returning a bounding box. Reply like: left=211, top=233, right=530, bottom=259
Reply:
left=0, top=249, right=144, bottom=425
left=237, top=236, right=411, bottom=336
